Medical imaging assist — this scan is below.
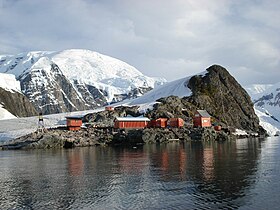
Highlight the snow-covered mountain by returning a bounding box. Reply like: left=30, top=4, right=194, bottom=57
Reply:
left=0, top=49, right=165, bottom=114
left=246, top=83, right=280, bottom=136
left=245, top=84, right=274, bottom=100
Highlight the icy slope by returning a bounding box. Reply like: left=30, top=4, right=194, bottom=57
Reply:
left=254, top=107, right=280, bottom=136
left=131, top=72, right=206, bottom=105
left=0, top=73, right=21, bottom=92
left=0, top=104, right=16, bottom=120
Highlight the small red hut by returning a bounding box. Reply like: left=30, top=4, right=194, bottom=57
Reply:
left=156, top=118, right=168, bottom=128
left=168, top=118, right=184, bottom=128
left=193, top=110, right=211, bottom=127
left=114, top=117, right=150, bottom=129
left=149, top=118, right=168, bottom=128
left=105, top=106, right=114, bottom=111
left=66, top=116, right=83, bottom=131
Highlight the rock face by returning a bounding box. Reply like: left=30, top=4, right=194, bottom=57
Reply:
left=19, top=61, right=103, bottom=114
left=0, top=87, right=37, bottom=117
left=148, top=65, right=264, bottom=134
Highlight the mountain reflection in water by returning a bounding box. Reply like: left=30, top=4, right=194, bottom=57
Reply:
left=0, top=137, right=280, bottom=209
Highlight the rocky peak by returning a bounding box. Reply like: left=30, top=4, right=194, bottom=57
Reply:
left=148, top=65, right=264, bottom=134
left=188, top=65, right=260, bottom=131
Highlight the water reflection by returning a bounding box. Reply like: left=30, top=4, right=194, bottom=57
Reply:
left=0, top=138, right=279, bottom=209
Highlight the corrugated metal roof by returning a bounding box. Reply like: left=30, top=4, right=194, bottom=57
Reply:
left=115, top=117, right=150, bottom=122
left=196, top=110, right=211, bottom=117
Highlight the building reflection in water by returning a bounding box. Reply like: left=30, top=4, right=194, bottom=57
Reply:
left=202, top=147, right=214, bottom=181
left=67, top=149, right=84, bottom=176
left=147, top=139, right=263, bottom=208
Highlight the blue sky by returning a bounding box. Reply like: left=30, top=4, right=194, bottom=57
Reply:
left=0, top=0, right=279, bottom=85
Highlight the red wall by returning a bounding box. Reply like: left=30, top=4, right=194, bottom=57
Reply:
left=168, top=118, right=184, bottom=128
left=68, top=126, right=81, bottom=131
left=156, top=118, right=168, bottom=128
left=67, top=119, right=82, bottom=127
left=193, top=117, right=211, bottom=127
left=114, top=121, right=149, bottom=129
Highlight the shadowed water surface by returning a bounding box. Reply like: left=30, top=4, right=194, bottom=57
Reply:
left=1, top=137, right=280, bottom=209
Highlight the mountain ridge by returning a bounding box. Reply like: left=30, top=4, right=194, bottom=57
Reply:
left=0, top=49, right=165, bottom=114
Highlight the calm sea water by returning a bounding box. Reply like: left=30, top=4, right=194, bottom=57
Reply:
left=1, top=137, right=280, bottom=209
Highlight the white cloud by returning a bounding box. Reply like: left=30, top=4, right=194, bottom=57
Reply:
left=0, top=0, right=279, bottom=85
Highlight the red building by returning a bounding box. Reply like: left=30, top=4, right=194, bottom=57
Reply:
left=66, top=116, right=83, bottom=131
left=168, top=118, right=184, bottom=128
left=105, top=106, right=114, bottom=111
left=114, top=117, right=150, bottom=129
left=149, top=118, right=168, bottom=128
left=193, top=110, right=211, bottom=127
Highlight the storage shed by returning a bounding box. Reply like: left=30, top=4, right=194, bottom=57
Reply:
left=193, top=110, right=211, bottom=127
left=149, top=118, right=168, bottom=128
left=66, top=116, right=83, bottom=131
left=114, top=117, right=150, bottom=129
left=168, top=118, right=184, bottom=128
left=105, top=106, right=114, bottom=111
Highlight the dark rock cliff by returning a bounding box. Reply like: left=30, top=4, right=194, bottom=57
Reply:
left=0, top=87, right=37, bottom=117
left=148, top=65, right=264, bottom=133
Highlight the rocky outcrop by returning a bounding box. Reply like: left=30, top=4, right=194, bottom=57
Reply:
left=1, top=126, right=234, bottom=150
left=83, top=105, right=142, bottom=126
left=187, top=65, right=260, bottom=131
left=0, top=87, right=37, bottom=117
left=147, top=65, right=265, bottom=135
left=109, top=127, right=233, bottom=145
left=1, top=127, right=114, bottom=149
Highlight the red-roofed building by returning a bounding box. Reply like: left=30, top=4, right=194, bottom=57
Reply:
left=193, top=110, right=211, bottom=127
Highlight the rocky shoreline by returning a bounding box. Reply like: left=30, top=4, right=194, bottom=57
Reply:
left=0, top=125, right=247, bottom=150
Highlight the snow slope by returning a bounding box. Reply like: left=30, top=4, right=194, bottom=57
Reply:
left=254, top=107, right=280, bottom=136
left=0, top=73, right=21, bottom=92
left=130, top=71, right=206, bottom=105
left=0, top=104, right=16, bottom=120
